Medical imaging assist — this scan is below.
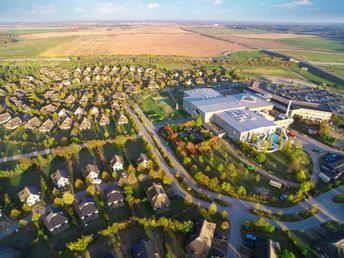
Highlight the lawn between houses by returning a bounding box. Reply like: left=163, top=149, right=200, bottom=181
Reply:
left=0, top=132, right=230, bottom=257
left=0, top=178, right=229, bottom=258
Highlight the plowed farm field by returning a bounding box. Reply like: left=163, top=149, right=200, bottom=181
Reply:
left=20, top=26, right=249, bottom=57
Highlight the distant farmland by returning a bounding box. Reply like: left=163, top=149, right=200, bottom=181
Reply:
left=0, top=26, right=248, bottom=58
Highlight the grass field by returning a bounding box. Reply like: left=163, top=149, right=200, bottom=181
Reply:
left=321, top=65, right=344, bottom=77
left=0, top=28, right=69, bottom=35
left=288, top=66, right=339, bottom=87
left=276, top=37, right=344, bottom=52
left=138, top=91, right=187, bottom=122
left=279, top=50, right=344, bottom=63
left=228, top=51, right=270, bottom=59
left=264, top=150, right=311, bottom=182
left=0, top=36, right=77, bottom=58
left=186, top=27, right=270, bottom=34
left=236, top=65, right=299, bottom=79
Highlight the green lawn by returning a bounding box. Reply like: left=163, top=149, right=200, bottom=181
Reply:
left=288, top=66, right=340, bottom=87
left=236, top=65, right=299, bottom=79
left=124, top=138, right=147, bottom=164
left=321, top=65, right=344, bottom=77
left=0, top=36, right=77, bottom=58
left=138, top=92, right=187, bottom=122
left=276, top=37, right=344, bottom=52
left=0, top=142, right=45, bottom=158
left=278, top=50, right=344, bottom=63
left=0, top=28, right=68, bottom=35
left=264, top=150, right=311, bottom=182
left=229, top=51, right=270, bottom=59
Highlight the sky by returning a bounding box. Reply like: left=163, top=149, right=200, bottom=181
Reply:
left=0, top=0, right=343, bottom=23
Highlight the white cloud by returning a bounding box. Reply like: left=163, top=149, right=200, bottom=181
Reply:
left=147, top=3, right=160, bottom=9
left=27, top=4, right=57, bottom=15
left=98, top=3, right=126, bottom=13
left=74, top=7, right=84, bottom=13
left=213, top=0, right=223, bottom=4
left=275, top=0, right=312, bottom=8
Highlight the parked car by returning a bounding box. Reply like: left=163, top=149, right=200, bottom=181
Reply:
left=216, top=232, right=228, bottom=240
left=307, top=189, right=318, bottom=197
left=245, top=233, right=257, bottom=241
left=279, top=195, right=287, bottom=201
left=243, top=239, right=255, bottom=248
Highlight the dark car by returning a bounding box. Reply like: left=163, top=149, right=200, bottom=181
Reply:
left=279, top=195, right=287, bottom=201
left=308, top=189, right=318, bottom=197
left=245, top=233, right=257, bottom=241
left=243, top=239, right=255, bottom=249
left=216, top=232, right=228, bottom=240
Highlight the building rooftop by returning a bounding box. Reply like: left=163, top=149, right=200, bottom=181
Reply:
left=215, top=109, right=277, bottom=133
left=183, top=88, right=223, bottom=102
left=186, top=92, right=272, bottom=114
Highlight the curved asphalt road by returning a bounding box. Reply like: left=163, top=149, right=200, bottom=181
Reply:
left=129, top=103, right=344, bottom=258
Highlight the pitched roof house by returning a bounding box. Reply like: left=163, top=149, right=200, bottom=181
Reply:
left=80, top=117, right=91, bottom=131
left=50, top=169, right=69, bottom=189
left=0, top=112, right=11, bottom=125
left=115, top=111, right=128, bottom=125
left=105, top=185, right=125, bottom=209
left=17, top=186, right=40, bottom=206
left=110, top=155, right=124, bottom=171
left=132, top=239, right=159, bottom=258
left=42, top=208, right=69, bottom=235
left=254, top=238, right=278, bottom=258
left=39, top=119, right=54, bottom=133
left=74, top=107, right=84, bottom=116
left=82, top=164, right=100, bottom=181
left=74, top=197, right=99, bottom=224
left=40, top=104, right=58, bottom=113
left=24, top=117, right=42, bottom=130
left=112, top=100, right=120, bottom=110
left=5, top=117, right=22, bottom=130
left=146, top=183, right=171, bottom=214
left=99, top=114, right=110, bottom=127
left=137, top=153, right=150, bottom=169
left=65, top=95, right=76, bottom=105
left=186, top=220, right=216, bottom=258
left=60, top=117, right=73, bottom=130
left=58, top=108, right=69, bottom=118
left=79, top=95, right=89, bottom=106
left=90, top=106, right=99, bottom=116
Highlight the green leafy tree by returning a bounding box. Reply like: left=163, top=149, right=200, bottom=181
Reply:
left=195, top=115, right=203, bottom=126
left=208, top=203, right=218, bottom=215
left=67, top=235, right=93, bottom=252
left=221, top=221, right=229, bottom=230
left=255, top=153, right=266, bottom=164
left=237, top=185, right=247, bottom=196
left=280, top=249, right=296, bottom=258
left=11, top=208, right=21, bottom=219
left=63, top=192, right=75, bottom=205
left=296, top=169, right=307, bottom=183
left=74, top=179, right=84, bottom=189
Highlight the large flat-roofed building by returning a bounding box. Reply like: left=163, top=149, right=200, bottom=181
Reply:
left=249, top=85, right=332, bottom=122
left=212, top=109, right=278, bottom=141
left=183, top=89, right=273, bottom=122
left=183, top=88, right=290, bottom=141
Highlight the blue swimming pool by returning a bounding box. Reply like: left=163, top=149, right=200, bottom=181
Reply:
left=269, top=133, right=279, bottom=144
